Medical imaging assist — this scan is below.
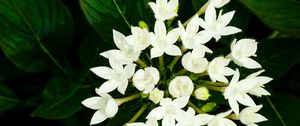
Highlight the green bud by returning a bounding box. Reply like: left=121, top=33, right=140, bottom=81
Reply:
left=141, top=93, right=149, bottom=99
left=138, top=20, right=149, bottom=30
left=201, top=102, right=217, bottom=113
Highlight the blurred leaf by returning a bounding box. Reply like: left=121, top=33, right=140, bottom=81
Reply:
left=256, top=38, right=300, bottom=79
left=0, top=81, right=18, bottom=112
left=191, top=0, right=206, bottom=11
left=260, top=93, right=300, bottom=126
left=239, top=0, right=300, bottom=37
left=0, top=0, right=73, bottom=72
left=31, top=78, right=88, bottom=119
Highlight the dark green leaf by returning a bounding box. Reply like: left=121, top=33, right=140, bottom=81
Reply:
left=239, top=0, right=300, bottom=37
left=256, top=38, right=300, bottom=79
left=31, top=78, right=88, bottom=119
left=0, top=0, right=73, bottom=72
left=0, top=81, right=18, bottom=112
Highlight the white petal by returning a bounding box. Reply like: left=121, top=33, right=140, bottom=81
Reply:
left=162, top=116, right=176, bottom=126
left=197, top=114, right=214, bottom=125
left=90, top=110, right=107, bottom=125
left=205, top=4, right=216, bottom=24
left=217, top=110, right=233, bottom=118
left=223, top=67, right=235, bottom=76
left=238, top=94, right=256, bottom=107
left=105, top=99, right=118, bottom=117
left=147, top=107, right=166, bottom=120
left=220, top=26, right=242, bottom=36
left=81, top=97, right=102, bottom=110
left=90, top=67, right=113, bottom=80
left=229, top=98, right=239, bottom=115
left=117, top=80, right=128, bottom=94
left=151, top=47, right=164, bottom=58
left=124, top=63, right=136, bottom=78
left=113, top=29, right=126, bottom=50
left=219, top=11, right=235, bottom=26
left=241, top=58, right=262, bottom=69
left=154, top=20, right=166, bottom=39
left=168, top=0, right=178, bottom=10
left=186, top=15, right=200, bottom=34
left=249, top=88, right=271, bottom=97
left=98, top=81, right=118, bottom=94
left=166, top=28, right=180, bottom=45
left=195, top=30, right=212, bottom=44
left=165, top=45, right=182, bottom=56
left=251, top=113, right=268, bottom=123
left=174, top=97, right=189, bottom=108
left=230, top=69, right=240, bottom=85
left=257, top=76, right=273, bottom=85
left=237, top=78, right=257, bottom=92
left=220, top=118, right=237, bottom=126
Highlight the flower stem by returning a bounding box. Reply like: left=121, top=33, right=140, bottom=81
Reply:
left=266, top=96, right=287, bottom=126
left=206, top=85, right=226, bottom=92
left=128, top=104, right=148, bottom=123
left=199, top=80, right=228, bottom=86
left=168, top=47, right=187, bottom=71
left=188, top=101, right=204, bottom=114
left=113, top=0, right=131, bottom=28
left=175, top=69, right=188, bottom=76
left=183, top=2, right=209, bottom=26
left=159, top=55, right=164, bottom=71
left=136, top=59, right=148, bottom=68
left=117, top=93, right=141, bottom=106
left=226, top=114, right=240, bottom=120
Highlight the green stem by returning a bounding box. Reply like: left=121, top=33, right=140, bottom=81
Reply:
left=117, top=93, right=141, bottom=105
left=136, top=59, right=148, bottom=68
left=168, top=47, right=187, bottom=70
left=188, top=101, right=204, bottom=114
left=206, top=85, right=226, bottom=92
left=128, top=104, right=148, bottom=123
left=183, top=2, right=208, bottom=26
left=226, top=114, right=240, bottom=120
left=113, top=0, right=131, bottom=28
left=159, top=55, right=164, bottom=71
left=199, top=80, right=228, bottom=87
left=267, top=31, right=279, bottom=39
left=10, top=0, right=68, bottom=75
left=175, top=69, right=188, bottom=76
left=266, top=97, right=287, bottom=126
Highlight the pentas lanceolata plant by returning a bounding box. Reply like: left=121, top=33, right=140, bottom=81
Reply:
left=82, top=0, right=272, bottom=125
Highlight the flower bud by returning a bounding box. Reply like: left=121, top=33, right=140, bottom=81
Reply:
left=194, top=87, right=210, bottom=100
left=149, top=88, right=164, bottom=104
left=169, top=76, right=194, bottom=98
left=138, top=20, right=149, bottom=30
left=201, top=102, right=217, bottom=113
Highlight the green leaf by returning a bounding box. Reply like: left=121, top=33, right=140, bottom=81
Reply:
left=0, top=0, right=73, bottom=72
left=0, top=81, right=18, bottom=112
left=256, top=38, right=300, bottom=79
left=31, top=78, right=88, bottom=119
left=239, top=0, right=300, bottom=37
left=260, top=93, right=300, bottom=126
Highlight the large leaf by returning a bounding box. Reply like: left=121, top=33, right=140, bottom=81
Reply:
left=239, top=0, right=300, bottom=37
left=31, top=78, right=88, bottom=119
left=0, top=80, right=18, bottom=112
left=0, top=0, right=73, bottom=72
left=256, top=38, right=300, bottom=79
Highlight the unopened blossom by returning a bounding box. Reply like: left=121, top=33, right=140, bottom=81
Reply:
left=194, top=87, right=210, bottom=101
left=227, top=39, right=261, bottom=69
left=133, top=67, right=160, bottom=93
left=199, top=3, right=241, bottom=41
left=246, top=70, right=272, bottom=97
left=149, top=0, right=178, bottom=21
left=178, top=15, right=212, bottom=52
left=90, top=62, right=136, bottom=94
left=81, top=92, right=119, bottom=125
left=127, top=118, right=158, bottom=126
left=224, top=69, right=257, bottom=115
left=101, top=30, right=140, bottom=65
left=240, top=105, right=268, bottom=126
left=150, top=20, right=181, bottom=58
left=175, top=107, right=204, bottom=126
left=149, top=88, right=164, bottom=104
left=126, top=26, right=151, bottom=52
left=197, top=110, right=237, bottom=126
left=182, top=49, right=209, bottom=73
left=209, top=0, right=230, bottom=8
left=169, top=76, right=194, bottom=98
left=146, top=98, right=186, bottom=126
left=207, top=56, right=235, bottom=83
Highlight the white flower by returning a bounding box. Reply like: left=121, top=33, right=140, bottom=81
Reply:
left=178, top=15, right=212, bottom=52
left=175, top=107, right=205, bottom=126
left=133, top=67, right=160, bottom=93
left=224, top=69, right=257, bottom=115
left=199, top=4, right=241, bottom=41
left=81, top=93, right=119, bottom=125
left=149, top=0, right=178, bottom=21
left=126, top=118, right=158, bottom=126
left=198, top=110, right=237, bottom=126
left=209, top=0, right=230, bottom=8
left=126, top=26, right=151, bottom=52
left=182, top=49, right=209, bottom=74
left=149, top=88, right=164, bottom=104
left=227, top=39, right=261, bottom=69
left=101, top=30, right=140, bottom=65
left=169, top=76, right=194, bottom=98
left=207, top=56, right=235, bottom=83
left=246, top=70, right=272, bottom=97
left=150, top=20, right=181, bottom=58
left=90, top=62, right=136, bottom=94
left=146, top=98, right=187, bottom=126
left=240, top=105, right=268, bottom=126
left=194, top=87, right=210, bottom=101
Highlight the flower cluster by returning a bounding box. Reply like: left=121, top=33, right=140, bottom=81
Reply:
left=82, top=0, right=272, bottom=125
